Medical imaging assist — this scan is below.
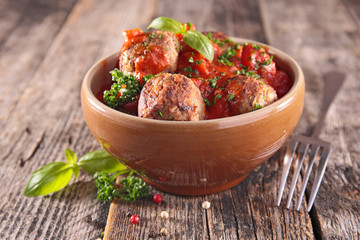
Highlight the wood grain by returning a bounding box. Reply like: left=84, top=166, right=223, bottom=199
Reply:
left=0, top=0, right=359, bottom=239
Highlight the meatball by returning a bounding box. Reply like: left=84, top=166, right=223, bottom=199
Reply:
left=138, top=74, right=206, bottom=121
left=119, top=31, right=179, bottom=78
left=225, top=76, right=278, bottom=115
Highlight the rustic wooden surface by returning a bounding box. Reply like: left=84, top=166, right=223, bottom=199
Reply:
left=0, top=0, right=359, bottom=239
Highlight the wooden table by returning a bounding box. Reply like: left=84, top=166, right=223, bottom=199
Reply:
left=1, top=0, right=359, bottom=239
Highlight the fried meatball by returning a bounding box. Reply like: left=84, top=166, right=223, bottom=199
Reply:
left=119, top=31, right=179, bottom=77
left=225, top=76, right=278, bottom=115
left=138, top=74, right=206, bottom=121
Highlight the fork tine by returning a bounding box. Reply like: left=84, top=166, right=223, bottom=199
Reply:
left=307, top=145, right=330, bottom=212
left=277, top=140, right=298, bottom=206
left=296, top=145, right=320, bottom=211
left=286, top=143, right=309, bottom=208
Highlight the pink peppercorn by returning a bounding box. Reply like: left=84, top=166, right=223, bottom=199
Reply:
left=153, top=194, right=163, bottom=203
left=130, top=215, right=139, bottom=224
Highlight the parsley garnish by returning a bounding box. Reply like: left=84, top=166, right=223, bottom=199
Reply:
left=195, top=60, right=204, bottom=65
left=208, top=76, right=219, bottom=88
left=252, top=44, right=262, bottom=51
left=218, top=46, right=237, bottom=66
left=226, top=93, right=235, bottom=101
left=213, top=94, right=222, bottom=104
left=203, top=98, right=211, bottom=106
left=188, top=57, right=194, bottom=63
left=252, top=103, right=264, bottom=111
left=184, top=66, right=199, bottom=78
left=260, top=55, right=274, bottom=66
left=240, top=69, right=260, bottom=79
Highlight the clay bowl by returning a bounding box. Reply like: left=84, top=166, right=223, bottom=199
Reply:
left=81, top=37, right=305, bottom=195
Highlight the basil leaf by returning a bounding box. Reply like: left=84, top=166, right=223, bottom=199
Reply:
left=147, top=17, right=185, bottom=33
left=78, top=150, right=127, bottom=174
left=65, top=148, right=77, bottom=165
left=24, top=162, right=73, bottom=197
left=183, top=30, right=214, bottom=61
left=73, top=164, right=80, bottom=178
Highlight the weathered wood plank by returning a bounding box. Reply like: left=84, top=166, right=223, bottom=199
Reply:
left=261, top=0, right=360, bottom=238
left=0, top=0, right=78, bottom=129
left=0, top=0, right=159, bottom=239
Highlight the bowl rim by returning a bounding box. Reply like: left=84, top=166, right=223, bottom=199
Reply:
left=82, top=37, right=304, bottom=129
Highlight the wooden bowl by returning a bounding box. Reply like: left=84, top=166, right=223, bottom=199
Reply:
left=81, top=38, right=305, bottom=195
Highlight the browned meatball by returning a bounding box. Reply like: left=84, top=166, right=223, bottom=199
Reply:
left=138, top=74, right=206, bottom=121
left=225, top=76, right=278, bottom=115
left=119, top=31, right=179, bottom=77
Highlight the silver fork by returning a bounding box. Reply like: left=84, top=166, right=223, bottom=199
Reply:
left=277, top=71, right=345, bottom=212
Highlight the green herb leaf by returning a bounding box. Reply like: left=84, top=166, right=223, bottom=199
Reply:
left=213, top=94, right=222, bottom=105
left=78, top=150, right=127, bottom=174
left=24, top=162, right=74, bottom=197
left=120, top=171, right=149, bottom=202
left=203, top=98, right=211, bottom=106
left=94, top=171, right=122, bottom=202
left=147, top=17, right=185, bottom=33
left=226, top=93, right=235, bottom=101
left=183, top=30, right=214, bottom=61
left=103, top=69, right=140, bottom=109
left=65, top=148, right=77, bottom=165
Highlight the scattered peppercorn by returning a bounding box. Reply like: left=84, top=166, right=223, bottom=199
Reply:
left=202, top=201, right=211, bottom=209
left=160, top=227, right=168, bottom=236
left=153, top=194, right=163, bottom=203
left=160, top=211, right=169, bottom=219
left=130, top=215, right=140, bottom=224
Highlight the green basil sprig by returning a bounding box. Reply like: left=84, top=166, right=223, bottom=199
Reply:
left=147, top=17, right=214, bottom=62
left=23, top=149, right=126, bottom=197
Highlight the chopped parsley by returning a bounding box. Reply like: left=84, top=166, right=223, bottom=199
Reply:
left=188, top=57, right=194, bottom=63
left=240, top=69, right=260, bottom=79
left=203, top=98, right=211, bottom=106
left=148, top=33, right=155, bottom=40
left=195, top=60, right=204, bottom=65
left=252, top=103, right=264, bottom=111
left=252, top=44, right=262, bottom=51
left=218, top=46, right=237, bottom=66
left=184, top=66, right=199, bottom=78
left=206, top=33, right=225, bottom=47
left=208, top=76, right=219, bottom=88
left=226, top=93, right=235, bottom=101
left=213, top=94, right=222, bottom=104
left=157, top=110, right=164, bottom=118
left=260, top=55, right=274, bottom=66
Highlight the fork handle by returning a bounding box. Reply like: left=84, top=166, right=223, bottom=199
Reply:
left=311, top=71, right=346, bottom=138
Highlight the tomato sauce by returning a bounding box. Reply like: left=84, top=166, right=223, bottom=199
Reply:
left=176, top=37, right=292, bottom=119
left=103, top=27, right=293, bottom=120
